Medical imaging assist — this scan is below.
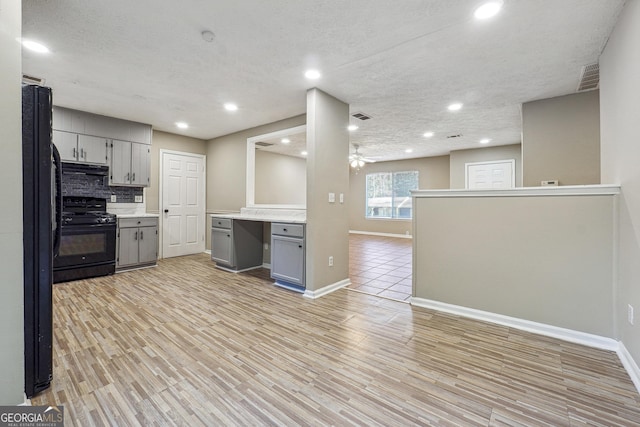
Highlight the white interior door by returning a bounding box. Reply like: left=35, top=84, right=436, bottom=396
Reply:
left=466, top=160, right=515, bottom=189
left=161, top=151, right=206, bottom=258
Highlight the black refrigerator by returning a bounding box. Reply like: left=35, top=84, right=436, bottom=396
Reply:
left=22, top=84, right=62, bottom=398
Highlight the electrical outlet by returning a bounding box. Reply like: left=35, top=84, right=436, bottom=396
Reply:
left=629, top=304, right=635, bottom=325
left=264, top=243, right=269, bottom=251
left=110, top=194, right=117, bottom=203
left=328, top=256, right=334, bottom=267
left=134, top=195, right=143, bottom=203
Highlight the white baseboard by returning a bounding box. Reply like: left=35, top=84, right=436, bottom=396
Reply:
left=618, top=342, right=640, bottom=394
left=411, top=297, right=618, bottom=351
left=204, top=249, right=211, bottom=255
left=18, top=394, right=31, bottom=406
left=303, top=278, right=350, bottom=299
left=262, top=263, right=271, bottom=269
left=349, top=230, right=412, bottom=239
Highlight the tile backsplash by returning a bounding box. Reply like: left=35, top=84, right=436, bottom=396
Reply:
left=61, top=173, right=143, bottom=203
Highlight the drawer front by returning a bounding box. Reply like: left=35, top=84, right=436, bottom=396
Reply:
left=211, top=217, right=232, bottom=229
left=119, top=217, right=158, bottom=228
left=272, top=223, right=304, bottom=238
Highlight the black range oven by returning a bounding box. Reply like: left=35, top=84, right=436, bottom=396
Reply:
left=53, top=197, right=117, bottom=283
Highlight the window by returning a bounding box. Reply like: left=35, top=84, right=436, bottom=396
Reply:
left=366, top=171, right=419, bottom=219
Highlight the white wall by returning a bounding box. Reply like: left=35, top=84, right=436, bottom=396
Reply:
left=254, top=151, right=306, bottom=205
left=306, top=89, right=350, bottom=293
left=206, top=115, right=306, bottom=213
left=0, top=0, right=26, bottom=404
left=413, top=192, right=616, bottom=337
left=522, top=91, right=601, bottom=187
left=600, top=0, right=640, bottom=369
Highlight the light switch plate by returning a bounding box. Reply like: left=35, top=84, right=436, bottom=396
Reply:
left=328, top=192, right=335, bottom=203
left=339, top=193, right=344, bottom=203
left=110, top=194, right=117, bottom=203
left=135, top=195, right=143, bottom=203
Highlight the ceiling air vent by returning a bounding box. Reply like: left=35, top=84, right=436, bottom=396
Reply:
left=446, top=134, right=462, bottom=139
left=577, top=63, right=599, bottom=92
left=22, top=74, right=46, bottom=86
left=352, top=112, right=372, bottom=121
left=254, top=141, right=273, bottom=148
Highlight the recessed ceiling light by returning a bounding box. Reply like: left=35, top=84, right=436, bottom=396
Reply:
left=348, top=125, right=359, bottom=131
left=21, top=39, right=49, bottom=53
left=304, top=69, right=321, bottom=80
left=448, top=103, right=463, bottom=111
left=480, top=138, right=491, bottom=144
left=175, top=122, right=189, bottom=129
left=405, top=148, right=413, bottom=153
left=301, top=151, right=308, bottom=156
left=224, top=103, right=238, bottom=111
left=423, top=131, right=434, bottom=138
left=281, top=138, right=290, bottom=144
left=474, top=1, right=503, bottom=20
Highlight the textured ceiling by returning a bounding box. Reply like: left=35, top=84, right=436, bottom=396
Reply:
left=21, top=0, right=624, bottom=161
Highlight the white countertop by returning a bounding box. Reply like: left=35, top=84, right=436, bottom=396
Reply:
left=412, top=184, right=621, bottom=198
left=211, top=207, right=306, bottom=224
left=116, top=213, right=160, bottom=218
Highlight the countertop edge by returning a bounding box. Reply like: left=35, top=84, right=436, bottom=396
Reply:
left=211, top=213, right=306, bottom=224
left=412, top=184, right=621, bottom=198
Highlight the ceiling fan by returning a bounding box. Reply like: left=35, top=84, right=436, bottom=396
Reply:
left=349, top=144, right=375, bottom=169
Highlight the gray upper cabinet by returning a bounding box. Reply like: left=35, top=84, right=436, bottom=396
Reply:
left=131, top=142, right=150, bottom=186
left=52, top=130, right=108, bottom=164
left=110, top=140, right=131, bottom=185
left=110, top=140, right=150, bottom=187
left=52, top=106, right=152, bottom=186
left=52, top=108, right=85, bottom=134
left=78, top=134, right=109, bottom=164
left=52, top=130, right=79, bottom=162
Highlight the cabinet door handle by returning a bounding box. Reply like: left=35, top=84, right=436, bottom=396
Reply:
left=134, top=231, right=138, bottom=240
left=227, top=234, right=230, bottom=237
left=283, top=228, right=288, bottom=232
left=125, top=172, right=130, bottom=182
left=73, top=147, right=77, bottom=158
left=132, top=172, right=136, bottom=182
left=82, top=148, right=86, bottom=159
left=298, top=244, right=302, bottom=248
left=140, top=230, right=143, bottom=240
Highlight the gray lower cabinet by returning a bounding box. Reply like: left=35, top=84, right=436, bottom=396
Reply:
left=117, top=217, right=158, bottom=270
left=211, top=217, right=262, bottom=271
left=271, top=223, right=305, bottom=288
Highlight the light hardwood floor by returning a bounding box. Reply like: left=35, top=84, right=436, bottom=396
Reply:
left=34, top=253, right=640, bottom=426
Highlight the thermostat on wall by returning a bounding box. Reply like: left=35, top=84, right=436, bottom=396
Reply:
left=541, top=180, right=559, bottom=186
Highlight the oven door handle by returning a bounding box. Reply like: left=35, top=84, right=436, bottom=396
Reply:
left=52, top=143, right=63, bottom=258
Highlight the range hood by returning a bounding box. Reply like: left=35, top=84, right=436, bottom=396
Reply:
left=61, top=162, right=109, bottom=176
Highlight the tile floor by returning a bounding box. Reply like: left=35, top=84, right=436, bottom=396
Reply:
left=347, top=233, right=412, bottom=302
